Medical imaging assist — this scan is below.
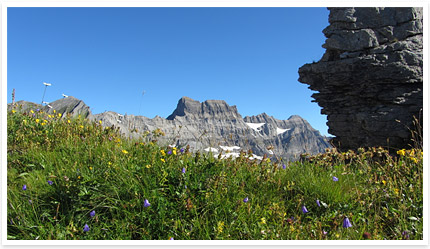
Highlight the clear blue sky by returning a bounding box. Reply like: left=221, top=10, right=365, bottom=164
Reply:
left=7, top=7, right=330, bottom=136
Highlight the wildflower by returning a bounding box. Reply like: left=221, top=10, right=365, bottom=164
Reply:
left=323, top=230, right=328, bottom=235
left=67, top=120, right=71, bottom=123
left=160, top=150, right=166, bottom=156
left=36, top=119, right=40, bottom=123
left=22, top=185, right=27, bottom=190
left=161, top=158, right=165, bottom=163
left=169, top=237, right=174, bottom=240
left=99, top=120, right=102, bottom=124
left=397, top=149, right=406, bottom=156
left=83, top=224, right=90, bottom=232
left=12, top=110, right=16, bottom=113
left=182, top=167, right=186, bottom=174
left=90, top=210, right=95, bottom=217
left=343, top=217, right=352, bottom=228
left=302, top=205, right=308, bottom=214
left=30, top=110, right=34, bottom=114
left=122, top=150, right=128, bottom=154
left=394, top=188, right=399, bottom=195
left=58, top=113, right=62, bottom=118
left=217, top=221, right=225, bottom=233
left=36, top=109, right=40, bottom=112
left=243, top=196, right=249, bottom=203
left=363, top=232, right=371, bottom=239
left=79, top=125, right=84, bottom=129
left=410, top=157, right=418, bottom=164
left=332, top=176, right=339, bottom=182
left=316, top=199, right=321, bottom=207
left=53, top=110, right=56, bottom=113
left=47, top=180, right=53, bottom=185
left=260, top=217, right=266, bottom=224
left=89, top=167, right=93, bottom=170
left=402, top=231, right=409, bottom=239
left=167, top=150, right=172, bottom=155
left=173, top=148, right=177, bottom=155
left=77, top=176, right=81, bottom=179
left=282, top=164, right=286, bottom=169
left=180, top=148, right=185, bottom=153
left=382, top=180, right=386, bottom=185
left=41, top=122, right=46, bottom=126
left=143, top=199, right=151, bottom=208
left=146, top=164, right=151, bottom=169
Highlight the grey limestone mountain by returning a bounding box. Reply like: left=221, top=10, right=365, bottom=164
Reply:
left=298, top=7, right=423, bottom=151
left=9, top=96, right=331, bottom=161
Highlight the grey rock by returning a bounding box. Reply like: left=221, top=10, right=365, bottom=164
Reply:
left=92, top=96, right=331, bottom=161
left=298, top=7, right=423, bottom=150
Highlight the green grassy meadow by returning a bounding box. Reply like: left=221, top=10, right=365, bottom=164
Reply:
left=6, top=108, right=423, bottom=240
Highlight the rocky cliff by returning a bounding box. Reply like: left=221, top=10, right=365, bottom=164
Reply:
left=9, top=96, right=331, bottom=161
left=93, top=97, right=331, bottom=161
left=298, top=7, right=423, bottom=150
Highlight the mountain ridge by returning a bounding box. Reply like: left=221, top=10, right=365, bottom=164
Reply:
left=9, top=96, right=331, bottom=160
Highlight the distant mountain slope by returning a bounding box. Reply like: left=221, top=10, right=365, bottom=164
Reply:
left=9, top=96, right=331, bottom=161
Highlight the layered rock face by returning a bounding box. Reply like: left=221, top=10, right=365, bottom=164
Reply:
left=92, top=97, right=331, bottom=160
left=298, top=7, right=423, bottom=150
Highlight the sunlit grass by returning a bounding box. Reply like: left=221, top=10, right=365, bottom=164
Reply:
left=7, top=107, right=423, bottom=240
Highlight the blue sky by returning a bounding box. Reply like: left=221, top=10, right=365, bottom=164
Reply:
left=7, top=7, right=330, bottom=136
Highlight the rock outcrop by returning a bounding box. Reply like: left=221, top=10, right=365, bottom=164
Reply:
left=8, top=96, right=91, bottom=118
left=298, top=7, right=423, bottom=150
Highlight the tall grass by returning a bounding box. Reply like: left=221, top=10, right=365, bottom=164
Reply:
left=6, top=108, right=423, bottom=240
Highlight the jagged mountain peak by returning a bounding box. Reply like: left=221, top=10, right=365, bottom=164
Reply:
left=167, top=96, right=241, bottom=120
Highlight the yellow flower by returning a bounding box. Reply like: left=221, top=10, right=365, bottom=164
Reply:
left=77, top=176, right=81, bottom=179
left=23, top=120, right=27, bottom=124
left=382, top=180, right=386, bottom=185
left=79, top=125, right=84, bottom=129
left=48, top=115, right=52, bottom=118
left=122, top=150, right=129, bottom=154
left=99, top=120, right=102, bottom=124
left=30, top=110, right=34, bottom=114
left=160, top=150, right=166, bottom=156
left=335, top=234, right=340, bottom=238
left=41, top=122, right=46, bottom=126
left=108, top=162, right=112, bottom=166
left=260, top=217, right=266, bottom=225
left=36, top=119, right=40, bottom=123
left=161, top=158, right=165, bottom=163
left=410, top=157, right=418, bottom=164
left=58, top=113, right=62, bottom=117
left=53, top=110, right=56, bottom=113
left=173, top=148, right=177, bottom=155
left=394, top=188, right=399, bottom=195
left=67, top=120, right=71, bottom=123
left=12, top=110, right=16, bottom=113
left=145, top=164, right=151, bottom=169
left=217, top=221, right=224, bottom=234
left=397, top=149, right=406, bottom=156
